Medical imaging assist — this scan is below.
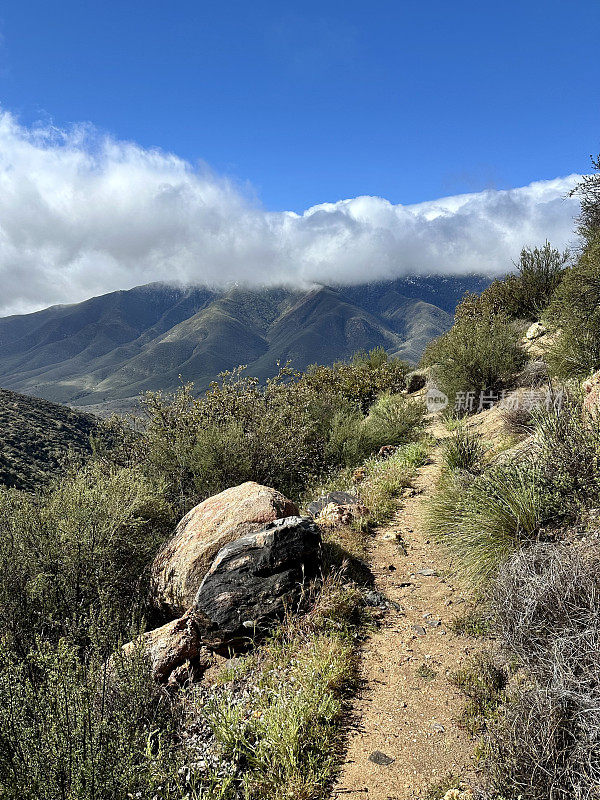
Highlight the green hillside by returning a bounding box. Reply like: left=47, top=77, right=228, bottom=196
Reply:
left=0, top=389, right=98, bottom=490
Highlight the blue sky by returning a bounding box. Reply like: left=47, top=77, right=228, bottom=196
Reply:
left=0, top=0, right=598, bottom=212
left=0, top=1, right=595, bottom=313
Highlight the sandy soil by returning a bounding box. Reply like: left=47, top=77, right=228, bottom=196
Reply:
left=332, top=423, right=481, bottom=799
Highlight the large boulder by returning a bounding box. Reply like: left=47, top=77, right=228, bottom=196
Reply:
left=192, top=516, right=322, bottom=652
left=120, top=614, right=214, bottom=686
left=151, top=482, right=299, bottom=616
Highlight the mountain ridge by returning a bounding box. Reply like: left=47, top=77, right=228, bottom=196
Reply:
left=0, top=275, right=491, bottom=411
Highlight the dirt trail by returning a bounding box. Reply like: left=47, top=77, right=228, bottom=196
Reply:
left=333, top=421, right=479, bottom=799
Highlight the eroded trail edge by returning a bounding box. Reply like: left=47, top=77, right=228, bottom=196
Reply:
left=333, top=424, right=479, bottom=799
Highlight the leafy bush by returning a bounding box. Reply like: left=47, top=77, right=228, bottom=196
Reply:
left=547, top=231, right=600, bottom=379
left=0, top=463, right=172, bottom=651
left=441, top=427, right=487, bottom=474
left=478, top=242, right=568, bottom=321
left=303, top=347, right=409, bottom=413
left=0, top=633, right=185, bottom=800
left=135, top=361, right=421, bottom=511
left=421, top=244, right=566, bottom=411
left=422, top=298, right=525, bottom=412
left=137, top=368, right=345, bottom=509
left=324, top=407, right=372, bottom=468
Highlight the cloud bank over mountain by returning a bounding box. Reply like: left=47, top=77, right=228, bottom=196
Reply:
left=0, top=110, right=581, bottom=316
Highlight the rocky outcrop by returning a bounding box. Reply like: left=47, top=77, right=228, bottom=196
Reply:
left=525, top=321, right=547, bottom=341
left=121, top=614, right=214, bottom=686
left=308, top=491, right=368, bottom=527
left=192, top=516, right=322, bottom=652
left=307, top=491, right=360, bottom=518
left=151, top=482, right=299, bottom=616
left=377, top=445, right=396, bottom=459
left=314, top=502, right=369, bottom=527
left=405, top=369, right=428, bottom=394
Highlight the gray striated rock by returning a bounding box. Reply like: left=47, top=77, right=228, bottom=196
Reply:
left=192, top=516, right=322, bottom=651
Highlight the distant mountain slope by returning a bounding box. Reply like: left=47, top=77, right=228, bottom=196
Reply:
left=0, top=275, right=490, bottom=409
left=0, top=388, right=98, bottom=491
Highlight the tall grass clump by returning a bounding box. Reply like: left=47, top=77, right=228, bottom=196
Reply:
left=364, top=392, right=425, bottom=446
left=195, top=574, right=362, bottom=800
left=324, top=394, right=425, bottom=468
left=429, top=397, right=600, bottom=588
left=356, top=441, right=429, bottom=527
left=426, top=462, right=544, bottom=586
left=440, top=427, right=487, bottom=474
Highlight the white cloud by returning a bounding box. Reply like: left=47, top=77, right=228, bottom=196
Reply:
left=0, top=110, right=581, bottom=316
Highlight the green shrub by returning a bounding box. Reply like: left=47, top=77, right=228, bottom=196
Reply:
left=303, top=347, right=409, bottom=413
left=363, top=392, right=425, bottom=447
left=0, top=463, right=172, bottom=650
left=441, top=427, right=487, bottom=474
left=0, top=633, right=184, bottom=800
left=451, top=653, right=507, bottom=735
left=546, top=231, right=600, bottom=379
left=478, top=242, right=568, bottom=321
left=570, top=153, right=600, bottom=239
left=324, top=407, right=372, bottom=467
left=531, top=395, right=600, bottom=518
left=138, top=368, right=344, bottom=508
left=136, top=360, right=421, bottom=511
left=422, top=299, right=525, bottom=413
